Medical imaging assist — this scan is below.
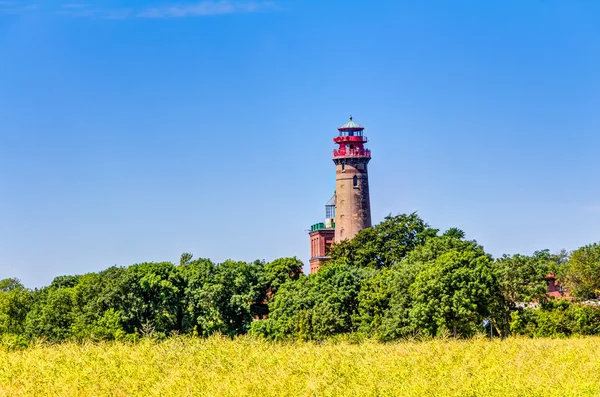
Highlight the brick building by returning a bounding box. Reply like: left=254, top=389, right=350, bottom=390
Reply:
left=545, top=272, right=572, bottom=299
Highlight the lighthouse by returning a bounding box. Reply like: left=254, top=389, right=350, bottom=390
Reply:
left=309, top=117, right=372, bottom=274
left=332, top=116, right=372, bottom=242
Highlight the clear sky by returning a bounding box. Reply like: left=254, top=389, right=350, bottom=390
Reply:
left=1, top=0, right=599, bottom=287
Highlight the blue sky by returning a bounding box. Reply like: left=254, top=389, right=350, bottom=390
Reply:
left=1, top=0, right=599, bottom=287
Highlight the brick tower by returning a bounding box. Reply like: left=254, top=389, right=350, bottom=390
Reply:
left=333, top=116, right=372, bottom=242
left=309, top=117, right=372, bottom=274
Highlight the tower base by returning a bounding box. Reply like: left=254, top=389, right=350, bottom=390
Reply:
left=309, top=256, right=331, bottom=274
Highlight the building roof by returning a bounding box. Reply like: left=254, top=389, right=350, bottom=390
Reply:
left=338, top=116, right=364, bottom=131
left=326, top=194, right=335, bottom=206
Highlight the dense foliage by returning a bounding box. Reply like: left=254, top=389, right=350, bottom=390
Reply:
left=2, top=213, right=600, bottom=345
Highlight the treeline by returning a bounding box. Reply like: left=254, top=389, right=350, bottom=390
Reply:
left=2, top=213, right=600, bottom=346
left=0, top=257, right=302, bottom=346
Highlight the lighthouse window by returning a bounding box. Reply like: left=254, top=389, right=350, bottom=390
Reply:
left=353, top=175, right=358, bottom=187
left=341, top=164, right=345, bottom=172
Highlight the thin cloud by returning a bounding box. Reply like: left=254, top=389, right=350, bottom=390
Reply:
left=56, top=6, right=133, bottom=19
left=2, top=0, right=273, bottom=18
left=136, top=1, right=273, bottom=18
left=0, top=2, right=38, bottom=14
left=60, top=3, right=88, bottom=9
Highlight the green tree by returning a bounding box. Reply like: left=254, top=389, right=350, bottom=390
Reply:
left=443, top=227, right=466, bottom=240
left=330, top=213, right=438, bottom=269
left=563, top=243, right=600, bottom=299
left=409, top=248, right=499, bottom=338
left=25, top=287, right=75, bottom=342
left=180, top=252, right=194, bottom=266
left=0, top=279, right=33, bottom=336
left=211, top=260, right=264, bottom=336
left=180, top=257, right=218, bottom=335
left=21, top=269, right=130, bottom=342
left=493, top=251, right=553, bottom=336
left=252, top=262, right=370, bottom=340
left=356, top=234, right=487, bottom=340
left=353, top=268, right=394, bottom=337
left=262, top=257, right=303, bottom=297
left=69, top=267, right=129, bottom=340
left=120, top=262, right=185, bottom=337
left=182, top=259, right=264, bottom=337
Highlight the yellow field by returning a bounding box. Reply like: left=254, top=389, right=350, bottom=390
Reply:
left=1, top=336, right=599, bottom=396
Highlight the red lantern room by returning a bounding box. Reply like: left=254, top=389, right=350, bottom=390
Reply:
left=333, top=116, right=371, bottom=159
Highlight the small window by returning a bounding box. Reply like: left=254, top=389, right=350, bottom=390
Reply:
left=353, top=175, right=358, bottom=187
left=341, top=163, right=345, bottom=172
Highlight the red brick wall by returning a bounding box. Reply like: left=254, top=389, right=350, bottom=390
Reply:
left=334, top=160, right=371, bottom=243
left=309, top=229, right=335, bottom=274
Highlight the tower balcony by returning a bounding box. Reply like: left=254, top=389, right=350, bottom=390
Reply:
left=333, top=135, right=368, bottom=144
left=333, top=148, right=371, bottom=158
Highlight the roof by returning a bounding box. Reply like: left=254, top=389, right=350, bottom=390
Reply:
left=545, top=272, right=556, bottom=280
left=326, top=194, right=335, bottom=206
left=338, top=116, right=364, bottom=131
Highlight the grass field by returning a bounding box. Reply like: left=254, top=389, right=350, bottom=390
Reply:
left=1, top=336, right=600, bottom=396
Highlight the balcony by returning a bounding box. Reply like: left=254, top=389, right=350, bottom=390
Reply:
left=310, top=222, right=335, bottom=232
left=333, top=135, right=368, bottom=144
left=311, top=222, right=326, bottom=231
left=333, top=148, right=371, bottom=158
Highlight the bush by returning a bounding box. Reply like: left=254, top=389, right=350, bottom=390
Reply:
left=511, top=301, right=600, bottom=337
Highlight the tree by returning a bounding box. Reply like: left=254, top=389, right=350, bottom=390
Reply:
left=353, top=268, right=394, bottom=337
left=443, top=227, right=466, bottom=240
left=180, top=253, right=194, bottom=266
left=69, top=267, right=128, bottom=341
left=209, top=260, right=264, bottom=336
left=408, top=246, right=499, bottom=338
left=356, top=234, right=490, bottom=340
left=180, top=258, right=218, bottom=335
left=25, top=287, right=75, bottom=342
left=120, top=262, right=185, bottom=337
left=0, top=279, right=32, bottom=336
left=563, top=243, right=600, bottom=299
left=330, top=213, right=438, bottom=269
left=24, top=268, right=131, bottom=342
left=251, top=262, right=371, bottom=340
left=262, top=257, right=303, bottom=298
left=181, top=259, right=264, bottom=337
left=493, top=251, right=553, bottom=336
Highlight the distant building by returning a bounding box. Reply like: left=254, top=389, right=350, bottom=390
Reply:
left=545, top=272, right=572, bottom=300
left=309, top=117, right=373, bottom=274
left=308, top=196, right=336, bottom=274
